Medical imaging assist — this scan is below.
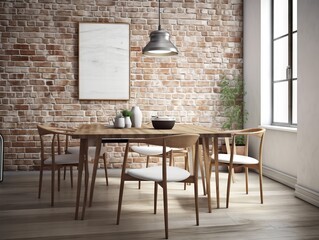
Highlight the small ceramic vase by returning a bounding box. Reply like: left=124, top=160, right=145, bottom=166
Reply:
left=114, top=117, right=125, bottom=128
left=125, top=116, right=132, bottom=128
left=131, top=106, right=142, bottom=128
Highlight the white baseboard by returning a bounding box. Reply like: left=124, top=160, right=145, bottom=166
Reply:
left=262, top=165, right=297, bottom=189
left=262, top=166, right=319, bottom=207
left=295, top=184, right=319, bottom=208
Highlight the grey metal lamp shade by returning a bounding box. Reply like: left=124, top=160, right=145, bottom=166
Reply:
left=142, top=0, right=178, bottom=57
left=142, top=30, right=178, bottom=56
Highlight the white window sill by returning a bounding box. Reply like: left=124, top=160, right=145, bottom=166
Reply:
left=260, top=124, right=297, bottom=133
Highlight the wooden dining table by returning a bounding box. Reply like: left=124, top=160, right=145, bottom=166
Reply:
left=71, top=123, right=231, bottom=220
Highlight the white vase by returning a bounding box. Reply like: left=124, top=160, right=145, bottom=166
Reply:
left=114, top=117, right=125, bottom=128
left=131, top=106, right=142, bottom=128
left=125, top=116, right=132, bottom=128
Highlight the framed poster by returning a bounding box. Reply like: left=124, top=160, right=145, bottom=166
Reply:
left=79, top=23, right=130, bottom=100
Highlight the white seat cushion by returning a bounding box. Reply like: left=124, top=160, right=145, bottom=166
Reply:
left=44, top=153, right=79, bottom=165
left=127, top=166, right=190, bottom=182
left=66, top=146, right=80, bottom=155
left=212, top=153, right=259, bottom=165
left=131, top=146, right=172, bottom=156
left=171, top=147, right=185, bottom=151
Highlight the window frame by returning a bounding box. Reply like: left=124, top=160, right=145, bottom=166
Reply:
left=271, top=0, right=297, bottom=127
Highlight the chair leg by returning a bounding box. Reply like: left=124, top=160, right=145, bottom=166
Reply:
left=184, top=156, right=188, bottom=190
left=213, top=138, right=220, bottom=210
left=51, top=166, right=55, bottom=207
left=245, top=167, right=249, bottom=194
left=227, top=166, right=236, bottom=183
left=226, top=165, right=233, bottom=208
left=162, top=181, right=169, bottom=239
left=103, top=153, right=109, bottom=186
left=139, top=155, right=151, bottom=189
left=63, top=166, right=66, bottom=180
left=58, top=167, right=61, bottom=192
left=259, top=168, right=264, bottom=204
left=194, top=178, right=199, bottom=226
left=70, top=166, right=73, bottom=188
left=232, top=168, right=236, bottom=183
left=169, top=151, right=173, bottom=166
left=38, top=166, right=43, bottom=199
left=154, top=182, right=158, bottom=214
left=198, top=149, right=206, bottom=195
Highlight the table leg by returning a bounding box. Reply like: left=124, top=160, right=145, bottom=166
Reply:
left=75, top=138, right=88, bottom=220
left=201, top=137, right=212, bottom=213
left=81, top=146, right=90, bottom=220
left=89, top=137, right=102, bottom=207
left=198, top=144, right=206, bottom=196
left=214, top=136, right=220, bottom=209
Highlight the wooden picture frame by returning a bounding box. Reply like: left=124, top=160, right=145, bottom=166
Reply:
left=78, top=23, right=130, bottom=100
left=0, top=133, right=3, bottom=182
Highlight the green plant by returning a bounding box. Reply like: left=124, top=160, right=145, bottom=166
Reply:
left=121, top=109, right=132, bottom=117
left=220, top=75, right=248, bottom=145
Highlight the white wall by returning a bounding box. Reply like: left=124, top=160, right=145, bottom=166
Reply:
left=244, top=0, right=298, bottom=183
left=244, top=0, right=319, bottom=206
left=295, top=0, right=319, bottom=206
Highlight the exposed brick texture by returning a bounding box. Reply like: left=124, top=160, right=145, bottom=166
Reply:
left=0, top=0, right=243, bottom=171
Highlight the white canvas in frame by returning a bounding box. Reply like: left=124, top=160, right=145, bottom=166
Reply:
left=79, top=23, right=130, bottom=100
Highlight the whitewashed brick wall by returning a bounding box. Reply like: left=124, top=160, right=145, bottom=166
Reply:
left=0, top=0, right=243, bottom=170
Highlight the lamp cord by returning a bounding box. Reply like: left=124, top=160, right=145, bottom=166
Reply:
left=158, top=0, right=161, bottom=30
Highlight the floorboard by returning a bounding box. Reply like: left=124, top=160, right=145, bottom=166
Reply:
left=0, top=169, right=318, bottom=240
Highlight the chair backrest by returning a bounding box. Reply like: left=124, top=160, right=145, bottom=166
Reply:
left=37, top=124, right=74, bottom=164
left=229, top=127, right=266, bottom=162
left=125, top=134, right=200, bottom=174
left=138, top=134, right=200, bottom=149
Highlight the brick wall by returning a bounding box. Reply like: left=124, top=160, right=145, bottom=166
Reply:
left=0, top=0, right=243, bottom=171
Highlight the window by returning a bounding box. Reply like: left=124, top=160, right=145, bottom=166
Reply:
left=272, top=0, right=297, bottom=126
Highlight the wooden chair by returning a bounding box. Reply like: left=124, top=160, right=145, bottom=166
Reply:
left=131, top=145, right=185, bottom=187
left=63, top=132, right=81, bottom=183
left=131, top=145, right=206, bottom=194
left=67, top=140, right=109, bottom=186
left=222, top=137, right=242, bottom=183
left=37, top=124, right=79, bottom=206
left=210, top=128, right=266, bottom=208
left=116, top=134, right=200, bottom=239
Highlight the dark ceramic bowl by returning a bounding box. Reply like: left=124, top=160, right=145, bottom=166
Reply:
left=151, top=117, right=175, bottom=129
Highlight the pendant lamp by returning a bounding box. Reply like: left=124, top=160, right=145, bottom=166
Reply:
left=142, top=0, right=178, bottom=56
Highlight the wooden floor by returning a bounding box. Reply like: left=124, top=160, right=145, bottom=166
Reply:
left=1, top=169, right=319, bottom=240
